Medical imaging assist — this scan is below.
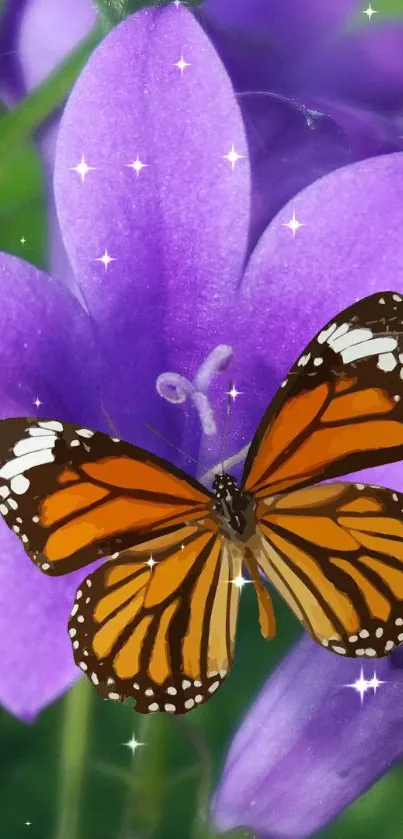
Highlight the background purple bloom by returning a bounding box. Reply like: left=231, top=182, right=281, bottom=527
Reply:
left=213, top=640, right=403, bottom=839
left=198, top=0, right=403, bottom=250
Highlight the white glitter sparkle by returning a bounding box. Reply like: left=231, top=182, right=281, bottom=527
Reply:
left=127, top=156, right=148, bottom=176
left=174, top=55, right=191, bottom=74
left=223, top=143, right=245, bottom=170
left=344, top=667, right=385, bottom=703
left=122, top=732, right=144, bottom=755
left=70, top=155, right=96, bottom=182
left=95, top=249, right=116, bottom=270
left=362, top=4, right=377, bottom=20
left=283, top=210, right=304, bottom=237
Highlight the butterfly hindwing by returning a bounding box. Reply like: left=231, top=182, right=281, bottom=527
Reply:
left=0, top=417, right=211, bottom=575
left=68, top=528, right=244, bottom=713
left=242, top=292, right=403, bottom=497
left=252, top=482, right=403, bottom=657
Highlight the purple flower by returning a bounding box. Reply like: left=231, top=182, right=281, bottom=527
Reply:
left=198, top=0, right=403, bottom=250
left=1, top=5, right=403, bottom=732
left=212, top=640, right=403, bottom=838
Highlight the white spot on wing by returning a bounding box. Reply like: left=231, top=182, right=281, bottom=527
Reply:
left=10, top=475, right=30, bottom=495
left=0, top=448, right=55, bottom=479
left=340, top=336, right=398, bottom=365
left=377, top=352, right=398, bottom=372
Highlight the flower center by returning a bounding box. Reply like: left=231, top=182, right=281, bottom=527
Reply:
left=156, top=345, right=233, bottom=436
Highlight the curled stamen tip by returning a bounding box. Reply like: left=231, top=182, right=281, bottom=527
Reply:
left=156, top=372, right=194, bottom=404
left=194, top=344, right=234, bottom=391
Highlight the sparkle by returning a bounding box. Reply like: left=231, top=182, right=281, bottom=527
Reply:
left=146, top=554, right=157, bottom=569
left=25, top=822, right=31, bottom=827
left=362, top=4, right=377, bottom=20
left=33, top=397, right=42, bottom=409
left=123, top=732, right=144, bottom=755
left=231, top=573, right=252, bottom=590
left=173, top=0, right=182, bottom=6
left=181, top=543, right=185, bottom=550
left=367, top=671, right=386, bottom=694
left=127, top=156, right=148, bottom=176
left=174, top=55, right=191, bottom=74
left=344, top=667, right=385, bottom=703
left=223, top=143, right=245, bottom=170
left=95, top=249, right=116, bottom=270
left=20, top=237, right=26, bottom=245
left=70, top=155, right=96, bottom=182
left=227, top=384, right=242, bottom=400
left=283, top=210, right=304, bottom=237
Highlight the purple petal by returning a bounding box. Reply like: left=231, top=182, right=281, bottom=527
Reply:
left=0, top=252, right=105, bottom=719
left=239, top=152, right=403, bottom=489
left=213, top=637, right=403, bottom=838
left=0, top=252, right=102, bottom=427
left=0, top=0, right=26, bottom=104
left=17, top=0, right=96, bottom=92
left=0, top=525, right=87, bottom=721
left=298, top=23, right=403, bottom=112
left=55, top=8, right=250, bottom=455
left=197, top=0, right=360, bottom=92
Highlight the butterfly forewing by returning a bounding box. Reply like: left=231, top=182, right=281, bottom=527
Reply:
left=252, top=482, right=403, bottom=657
left=68, top=530, right=244, bottom=713
left=242, top=292, right=403, bottom=497
left=0, top=418, right=212, bottom=574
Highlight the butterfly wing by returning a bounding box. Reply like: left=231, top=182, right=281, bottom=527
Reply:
left=250, top=482, right=403, bottom=657
left=242, top=292, right=403, bottom=497
left=68, top=531, right=244, bottom=713
left=0, top=417, right=211, bottom=574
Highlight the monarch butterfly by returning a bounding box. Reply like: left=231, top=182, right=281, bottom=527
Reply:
left=2, top=292, right=403, bottom=714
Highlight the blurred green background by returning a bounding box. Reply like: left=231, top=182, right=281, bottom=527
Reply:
left=3, top=1, right=403, bottom=838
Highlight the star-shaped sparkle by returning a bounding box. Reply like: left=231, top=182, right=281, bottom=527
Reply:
left=123, top=732, right=144, bottom=755
left=231, top=573, right=252, bottom=590
left=20, top=237, right=26, bottom=245
left=344, top=668, right=385, bottom=703
left=70, top=155, right=96, bottom=182
left=227, top=384, right=242, bottom=401
left=127, top=156, right=148, bottom=176
left=33, top=397, right=42, bottom=409
left=174, top=56, right=191, bottom=74
left=223, top=144, right=245, bottom=170
left=173, top=0, right=183, bottom=7
left=25, top=822, right=31, bottom=828
left=282, top=210, right=304, bottom=237
left=363, top=4, right=377, bottom=20
left=95, top=249, right=116, bottom=270
left=146, top=555, right=157, bottom=569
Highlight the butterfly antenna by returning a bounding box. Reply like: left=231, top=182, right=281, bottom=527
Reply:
left=220, top=382, right=233, bottom=475
left=143, top=423, right=199, bottom=467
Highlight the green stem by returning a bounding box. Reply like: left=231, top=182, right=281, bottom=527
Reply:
left=118, top=714, right=168, bottom=838
left=176, top=717, right=215, bottom=839
left=54, top=679, right=93, bottom=839
left=0, top=26, right=102, bottom=159
left=96, top=0, right=203, bottom=29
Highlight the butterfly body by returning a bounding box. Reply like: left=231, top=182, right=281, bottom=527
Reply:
left=211, top=473, right=255, bottom=540
left=2, top=292, right=403, bottom=712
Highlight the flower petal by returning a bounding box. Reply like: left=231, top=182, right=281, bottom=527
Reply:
left=0, top=252, right=105, bottom=719
left=55, top=7, right=250, bottom=452
left=213, top=637, right=403, bottom=838
left=0, top=251, right=102, bottom=428
left=0, top=523, right=91, bottom=721
left=198, top=0, right=361, bottom=92
left=299, top=23, right=403, bottom=112
left=17, top=0, right=96, bottom=91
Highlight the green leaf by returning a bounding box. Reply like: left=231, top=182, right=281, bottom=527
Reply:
left=0, top=105, right=46, bottom=268
left=95, top=0, right=202, bottom=29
